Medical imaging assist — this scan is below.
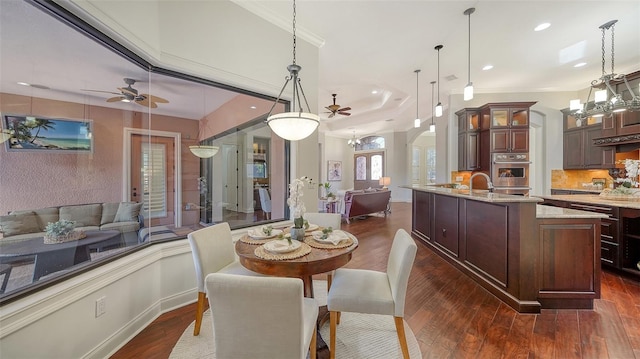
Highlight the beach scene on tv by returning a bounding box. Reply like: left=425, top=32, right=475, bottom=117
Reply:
left=4, top=115, right=92, bottom=152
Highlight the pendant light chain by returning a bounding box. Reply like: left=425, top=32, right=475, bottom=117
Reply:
left=292, top=0, right=297, bottom=65
left=610, top=23, right=615, bottom=74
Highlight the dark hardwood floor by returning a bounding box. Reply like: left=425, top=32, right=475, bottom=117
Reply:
left=112, top=203, right=640, bottom=359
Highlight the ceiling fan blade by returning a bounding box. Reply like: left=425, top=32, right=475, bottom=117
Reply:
left=106, top=96, right=123, bottom=102
left=338, top=107, right=351, bottom=112
left=338, top=112, right=351, bottom=116
left=136, top=98, right=158, bottom=108
left=82, top=89, right=121, bottom=95
left=118, top=87, right=137, bottom=96
left=328, top=113, right=335, bottom=118
left=143, top=94, right=169, bottom=103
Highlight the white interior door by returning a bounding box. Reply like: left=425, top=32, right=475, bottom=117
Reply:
left=222, top=144, right=238, bottom=212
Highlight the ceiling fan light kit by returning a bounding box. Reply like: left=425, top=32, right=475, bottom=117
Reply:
left=265, top=0, right=319, bottom=141
left=434, top=45, right=444, bottom=118
left=463, top=7, right=475, bottom=101
left=570, top=19, right=640, bottom=121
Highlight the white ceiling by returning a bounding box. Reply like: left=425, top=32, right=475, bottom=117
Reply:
left=2, top=1, right=639, bottom=140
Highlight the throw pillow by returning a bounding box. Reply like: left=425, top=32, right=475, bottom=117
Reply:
left=101, top=202, right=121, bottom=225
left=0, top=212, right=41, bottom=237
left=11, top=207, right=59, bottom=231
left=59, top=204, right=102, bottom=227
left=114, top=202, right=143, bottom=223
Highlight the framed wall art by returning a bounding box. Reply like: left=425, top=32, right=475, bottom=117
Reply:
left=3, top=114, right=93, bottom=153
left=327, top=160, right=342, bottom=181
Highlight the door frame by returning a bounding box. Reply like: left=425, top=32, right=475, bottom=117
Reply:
left=123, top=127, right=182, bottom=227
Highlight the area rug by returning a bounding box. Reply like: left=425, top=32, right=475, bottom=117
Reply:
left=169, top=280, right=422, bottom=359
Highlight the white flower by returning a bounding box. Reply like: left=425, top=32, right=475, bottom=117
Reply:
left=288, top=176, right=311, bottom=222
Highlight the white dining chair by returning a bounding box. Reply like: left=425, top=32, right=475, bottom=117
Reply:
left=187, top=222, right=262, bottom=336
left=327, top=229, right=417, bottom=359
left=206, top=273, right=318, bottom=359
left=258, top=188, right=272, bottom=219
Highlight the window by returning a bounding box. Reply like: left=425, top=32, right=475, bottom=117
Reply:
left=0, top=1, right=290, bottom=302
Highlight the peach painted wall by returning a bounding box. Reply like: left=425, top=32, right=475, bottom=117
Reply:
left=0, top=93, right=199, bottom=226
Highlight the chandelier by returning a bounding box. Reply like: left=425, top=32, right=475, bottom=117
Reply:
left=347, top=132, right=361, bottom=148
left=570, top=20, right=640, bottom=121
left=265, top=0, right=319, bottom=141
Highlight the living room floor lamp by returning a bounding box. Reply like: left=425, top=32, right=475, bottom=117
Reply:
left=265, top=0, right=319, bottom=141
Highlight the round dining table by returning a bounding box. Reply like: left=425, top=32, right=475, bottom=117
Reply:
left=234, top=230, right=358, bottom=298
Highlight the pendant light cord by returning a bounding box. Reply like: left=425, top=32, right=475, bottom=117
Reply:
left=467, top=12, right=471, bottom=83
left=430, top=81, right=436, bottom=125
left=415, top=69, right=420, bottom=119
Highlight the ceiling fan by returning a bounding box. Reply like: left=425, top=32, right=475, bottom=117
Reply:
left=83, top=78, right=169, bottom=108
left=324, top=94, right=351, bottom=118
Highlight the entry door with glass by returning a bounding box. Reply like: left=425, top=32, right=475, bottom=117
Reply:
left=354, top=151, right=384, bottom=190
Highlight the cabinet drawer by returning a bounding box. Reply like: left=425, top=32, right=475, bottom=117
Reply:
left=570, top=202, right=618, bottom=217
left=600, top=240, right=619, bottom=267
left=601, top=218, right=619, bottom=243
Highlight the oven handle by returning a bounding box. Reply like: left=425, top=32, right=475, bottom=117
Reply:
left=492, top=161, right=532, bottom=165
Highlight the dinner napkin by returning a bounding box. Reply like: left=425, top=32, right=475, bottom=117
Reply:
left=313, top=230, right=350, bottom=245
left=248, top=229, right=265, bottom=238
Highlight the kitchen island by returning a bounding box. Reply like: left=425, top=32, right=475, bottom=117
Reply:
left=406, top=186, right=606, bottom=313
left=535, top=194, right=640, bottom=279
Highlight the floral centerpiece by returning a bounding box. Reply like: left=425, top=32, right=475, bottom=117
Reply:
left=44, top=219, right=86, bottom=244
left=601, top=159, right=640, bottom=200
left=288, top=176, right=311, bottom=240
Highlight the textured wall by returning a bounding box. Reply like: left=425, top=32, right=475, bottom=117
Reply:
left=0, top=93, right=198, bottom=219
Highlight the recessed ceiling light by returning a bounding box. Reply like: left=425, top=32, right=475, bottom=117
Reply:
left=16, top=81, right=50, bottom=90
left=17, top=82, right=30, bottom=86
left=249, top=105, right=257, bottom=109
left=574, top=62, right=587, bottom=68
left=371, top=90, right=378, bottom=94
left=534, top=23, right=551, bottom=32
left=385, top=118, right=394, bottom=122
left=482, top=65, right=493, bottom=71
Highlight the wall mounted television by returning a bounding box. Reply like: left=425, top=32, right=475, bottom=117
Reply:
left=2, top=114, right=93, bottom=153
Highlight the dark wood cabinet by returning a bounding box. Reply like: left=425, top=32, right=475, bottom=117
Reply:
left=456, top=108, right=481, bottom=171
left=600, top=74, right=640, bottom=137
left=562, top=110, right=614, bottom=169
left=481, top=102, right=536, bottom=153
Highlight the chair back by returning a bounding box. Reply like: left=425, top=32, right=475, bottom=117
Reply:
left=303, top=212, right=341, bottom=230
left=258, top=188, right=271, bottom=213
left=386, top=229, right=417, bottom=317
left=187, top=222, right=236, bottom=293
left=206, top=273, right=310, bottom=359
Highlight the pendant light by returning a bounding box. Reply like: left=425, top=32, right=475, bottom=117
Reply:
left=430, top=81, right=436, bottom=132
left=434, top=45, right=443, bottom=117
left=265, top=0, right=319, bottom=141
left=414, top=69, right=421, bottom=128
left=463, top=8, right=475, bottom=101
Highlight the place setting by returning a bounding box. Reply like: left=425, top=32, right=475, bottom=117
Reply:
left=239, top=225, right=284, bottom=244
left=253, top=235, right=312, bottom=260
left=305, top=227, right=354, bottom=249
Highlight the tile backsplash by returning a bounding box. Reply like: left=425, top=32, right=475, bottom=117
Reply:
left=551, top=169, right=613, bottom=190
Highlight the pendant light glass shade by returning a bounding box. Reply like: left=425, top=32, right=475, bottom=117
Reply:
left=434, top=45, right=443, bottom=118
left=265, top=0, right=318, bottom=141
left=463, top=8, right=475, bottom=101
left=268, top=112, right=320, bottom=141
left=189, top=145, right=219, bottom=158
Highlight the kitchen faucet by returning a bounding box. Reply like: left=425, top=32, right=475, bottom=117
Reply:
left=469, top=172, right=494, bottom=193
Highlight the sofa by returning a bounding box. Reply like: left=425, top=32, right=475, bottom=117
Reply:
left=0, top=202, right=144, bottom=249
left=342, top=189, right=391, bottom=224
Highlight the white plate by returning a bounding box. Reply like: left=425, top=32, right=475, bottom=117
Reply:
left=305, top=223, right=319, bottom=232
left=263, top=239, right=301, bottom=254
left=248, top=228, right=283, bottom=239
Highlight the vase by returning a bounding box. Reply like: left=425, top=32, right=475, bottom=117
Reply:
left=290, top=227, right=306, bottom=241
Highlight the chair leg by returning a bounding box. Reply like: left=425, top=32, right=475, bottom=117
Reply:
left=194, top=292, right=206, bottom=336
left=330, top=311, right=338, bottom=359
left=394, top=316, right=410, bottom=359
left=327, top=273, right=332, bottom=292
left=337, top=311, right=341, bottom=325
left=310, top=326, right=317, bottom=359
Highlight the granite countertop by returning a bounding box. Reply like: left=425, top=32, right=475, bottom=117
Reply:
left=551, top=187, right=602, bottom=194
left=536, top=205, right=608, bottom=219
left=403, top=185, right=542, bottom=203
left=533, top=194, right=640, bottom=210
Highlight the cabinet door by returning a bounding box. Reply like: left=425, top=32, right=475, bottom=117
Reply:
left=510, top=129, right=529, bottom=152
left=458, top=132, right=467, bottom=170
left=491, top=108, right=509, bottom=128
left=433, top=195, right=459, bottom=257
left=467, top=132, right=480, bottom=169
left=491, top=129, right=510, bottom=152
left=563, top=130, right=584, bottom=169
left=510, top=107, right=529, bottom=127
left=584, top=126, right=604, bottom=168
left=616, top=110, right=640, bottom=136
